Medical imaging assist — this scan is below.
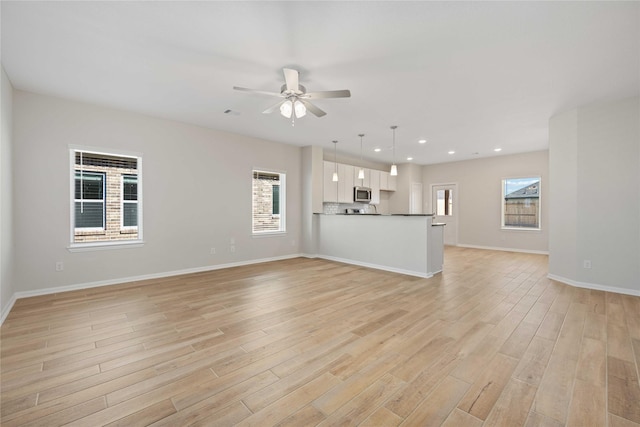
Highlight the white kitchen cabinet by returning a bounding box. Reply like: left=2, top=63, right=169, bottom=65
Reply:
left=338, top=163, right=354, bottom=203
left=380, top=171, right=389, bottom=190
left=323, top=161, right=339, bottom=203
left=369, top=169, right=380, bottom=205
left=388, top=174, right=397, bottom=191
left=380, top=171, right=397, bottom=191
left=353, top=166, right=370, bottom=188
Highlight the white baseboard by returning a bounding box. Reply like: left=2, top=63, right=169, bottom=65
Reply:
left=316, top=255, right=431, bottom=279
left=547, top=274, right=640, bottom=297
left=300, top=253, right=318, bottom=259
left=1, top=293, right=18, bottom=325
left=456, top=243, right=549, bottom=255
left=1, top=254, right=303, bottom=325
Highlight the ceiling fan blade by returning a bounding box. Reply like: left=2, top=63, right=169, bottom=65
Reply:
left=304, top=89, right=351, bottom=99
left=283, top=68, right=299, bottom=92
left=233, top=86, right=282, bottom=97
left=300, top=99, right=326, bottom=117
left=262, top=100, right=285, bottom=114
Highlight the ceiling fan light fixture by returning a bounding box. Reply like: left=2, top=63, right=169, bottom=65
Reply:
left=280, top=100, right=293, bottom=118
left=293, top=100, right=306, bottom=118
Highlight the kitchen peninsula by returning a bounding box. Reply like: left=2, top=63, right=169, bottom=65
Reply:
left=315, top=214, right=444, bottom=278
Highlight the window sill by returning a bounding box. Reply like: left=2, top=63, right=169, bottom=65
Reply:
left=501, top=227, right=542, bottom=232
left=252, top=231, right=287, bottom=238
left=68, top=240, right=144, bottom=252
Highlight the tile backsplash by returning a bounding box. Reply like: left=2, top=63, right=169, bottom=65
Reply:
left=323, top=202, right=375, bottom=214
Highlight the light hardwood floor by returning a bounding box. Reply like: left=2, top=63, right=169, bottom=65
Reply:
left=2, top=247, right=640, bottom=426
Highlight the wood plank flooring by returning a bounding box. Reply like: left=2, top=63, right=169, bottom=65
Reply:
left=2, top=246, right=640, bottom=426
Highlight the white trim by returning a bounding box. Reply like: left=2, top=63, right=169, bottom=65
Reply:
left=68, top=240, right=144, bottom=252
left=548, top=274, right=640, bottom=297
left=252, top=231, right=287, bottom=238
left=500, top=227, right=543, bottom=232
left=430, top=182, right=458, bottom=246
left=456, top=243, right=549, bottom=255
left=70, top=147, right=143, bottom=244
left=501, top=176, right=542, bottom=230
left=252, top=168, right=286, bottom=234
left=1, top=254, right=303, bottom=325
left=120, top=174, right=139, bottom=231
left=316, top=254, right=432, bottom=279
left=1, top=293, right=18, bottom=325
left=68, top=144, right=143, bottom=159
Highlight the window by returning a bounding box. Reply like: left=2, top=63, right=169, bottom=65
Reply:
left=252, top=170, right=285, bottom=234
left=272, top=185, right=280, bottom=216
left=122, top=175, right=138, bottom=228
left=75, top=172, right=105, bottom=229
left=71, top=148, right=142, bottom=246
left=435, top=188, right=453, bottom=216
left=502, top=177, right=541, bottom=229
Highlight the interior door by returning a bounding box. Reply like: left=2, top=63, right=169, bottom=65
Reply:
left=432, top=183, right=457, bottom=245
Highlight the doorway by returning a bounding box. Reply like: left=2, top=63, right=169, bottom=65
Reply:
left=431, top=183, right=458, bottom=245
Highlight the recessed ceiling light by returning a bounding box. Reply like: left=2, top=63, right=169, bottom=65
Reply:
left=494, top=148, right=502, bottom=152
left=374, top=148, right=381, bottom=152
left=418, top=139, right=427, bottom=144
left=407, top=157, right=413, bottom=161
left=448, top=150, right=455, bottom=155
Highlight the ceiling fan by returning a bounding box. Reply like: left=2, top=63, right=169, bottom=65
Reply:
left=233, top=68, right=351, bottom=124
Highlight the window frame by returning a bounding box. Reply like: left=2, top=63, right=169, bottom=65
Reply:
left=74, top=171, right=106, bottom=231
left=252, top=169, right=286, bottom=236
left=271, top=184, right=280, bottom=218
left=501, top=176, right=542, bottom=231
left=121, top=174, right=139, bottom=231
left=69, top=146, right=144, bottom=251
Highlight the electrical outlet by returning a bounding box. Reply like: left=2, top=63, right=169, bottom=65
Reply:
left=230, top=245, right=235, bottom=253
left=55, top=261, right=64, bottom=272
left=583, top=260, right=592, bottom=269
left=210, top=247, right=216, bottom=255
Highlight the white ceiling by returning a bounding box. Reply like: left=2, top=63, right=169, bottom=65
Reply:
left=2, top=1, right=638, bottom=165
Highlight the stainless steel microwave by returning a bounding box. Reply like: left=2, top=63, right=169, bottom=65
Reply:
left=354, top=186, right=372, bottom=203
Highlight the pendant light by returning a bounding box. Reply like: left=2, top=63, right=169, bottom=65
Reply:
left=390, top=125, right=398, bottom=176
left=358, top=134, right=365, bottom=181
left=332, top=140, right=339, bottom=182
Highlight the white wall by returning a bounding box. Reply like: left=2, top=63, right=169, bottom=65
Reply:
left=549, top=96, right=640, bottom=295
left=389, top=163, right=423, bottom=214
left=1, top=66, right=15, bottom=318
left=422, top=151, right=549, bottom=253
left=12, top=91, right=303, bottom=294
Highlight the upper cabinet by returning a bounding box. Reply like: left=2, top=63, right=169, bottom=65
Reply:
left=379, top=171, right=396, bottom=191
left=388, top=174, right=397, bottom=191
left=323, top=161, right=394, bottom=203
left=323, top=161, right=354, bottom=203
left=353, top=167, right=370, bottom=188
left=369, top=169, right=380, bottom=205
left=323, top=161, right=338, bottom=203
left=338, top=163, right=354, bottom=203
